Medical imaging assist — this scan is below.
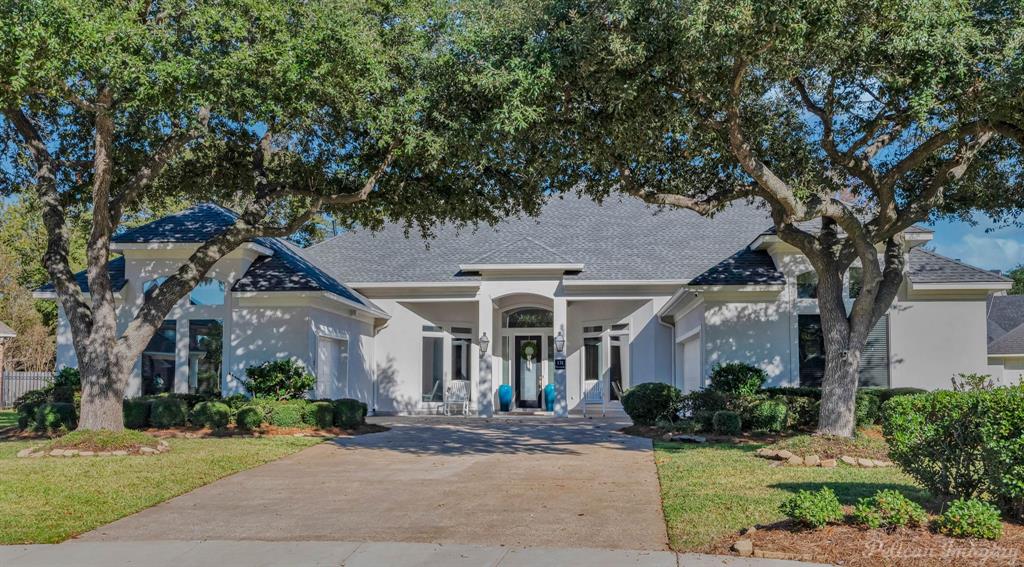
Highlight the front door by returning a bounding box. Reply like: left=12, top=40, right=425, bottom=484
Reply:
left=514, top=335, right=542, bottom=408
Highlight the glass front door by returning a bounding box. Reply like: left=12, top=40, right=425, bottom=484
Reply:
left=514, top=335, right=543, bottom=408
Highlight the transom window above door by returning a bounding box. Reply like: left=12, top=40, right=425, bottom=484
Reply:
left=502, top=307, right=553, bottom=328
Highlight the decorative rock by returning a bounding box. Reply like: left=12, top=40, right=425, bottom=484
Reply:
left=157, top=444, right=170, bottom=452
left=98, top=452, right=112, bottom=457
left=29, top=451, right=44, bottom=458
left=776, top=450, right=794, bottom=460
left=48, top=449, right=64, bottom=457
left=787, top=456, right=804, bottom=466
left=742, top=526, right=758, bottom=535
left=840, top=455, right=858, bottom=466
left=63, top=450, right=79, bottom=457
left=732, top=539, right=754, bottom=557
left=873, top=460, right=891, bottom=467
left=79, top=451, right=94, bottom=457
left=820, top=459, right=837, bottom=468
left=16, top=448, right=34, bottom=458
left=755, top=448, right=777, bottom=458
left=857, top=458, right=875, bottom=468
left=140, top=447, right=158, bottom=455
left=804, top=454, right=821, bottom=467
left=111, top=450, right=128, bottom=456
left=670, top=435, right=706, bottom=444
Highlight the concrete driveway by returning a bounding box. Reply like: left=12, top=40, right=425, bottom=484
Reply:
left=81, top=417, right=669, bottom=551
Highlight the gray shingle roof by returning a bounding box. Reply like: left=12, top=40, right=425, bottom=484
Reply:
left=307, top=196, right=776, bottom=282
left=907, top=249, right=1011, bottom=284
left=987, top=295, right=1024, bottom=354
left=113, top=204, right=236, bottom=243
left=36, top=256, right=127, bottom=294
left=466, top=236, right=575, bottom=265
left=688, top=248, right=785, bottom=286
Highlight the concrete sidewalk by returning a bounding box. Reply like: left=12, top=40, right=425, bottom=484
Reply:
left=0, top=540, right=829, bottom=567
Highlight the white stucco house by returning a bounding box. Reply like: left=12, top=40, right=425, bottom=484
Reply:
left=41, top=198, right=1014, bottom=416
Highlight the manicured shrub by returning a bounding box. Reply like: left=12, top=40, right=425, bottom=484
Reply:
left=935, top=499, right=1003, bottom=540
left=779, top=487, right=844, bottom=529
left=655, top=418, right=696, bottom=434
left=243, top=359, right=316, bottom=400
left=235, top=405, right=264, bottom=431
left=712, top=410, right=742, bottom=436
left=855, top=389, right=882, bottom=426
left=333, top=398, right=368, bottom=428
left=852, top=489, right=927, bottom=529
left=53, top=367, right=81, bottom=389
left=190, top=401, right=231, bottom=429
left=149, top=397, right=188, bottom=428
left=35, top=402, right=76, bottom=432
left=222, top=393, right=250, bottom=410
left=123, top=398, right=152, bottom=429
left=707, top=362, right=767, bottom=397
left=747, top=399, right=788, bottom=433
left=304, top=401, right=334, bottom=429
left=882, top=390, right=992, bottom=503
left=14, top=388, right=50, bottom=430
left=683, top=389, right=728, bottom=431
left=620, top=383, right=684, bottom=426
left=268, top=400, right=307, bottom=427
left=171, top=393, right=209, bottom=411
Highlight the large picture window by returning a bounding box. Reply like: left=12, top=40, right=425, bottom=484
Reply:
left=798, top=314, right=890, bottom=388
left=142, top=320, right=177, bottom=395
left=188, top=319, right=223, bottom=396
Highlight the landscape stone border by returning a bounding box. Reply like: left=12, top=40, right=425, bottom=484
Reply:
left=755, top=447, right=892, bottom=468
left=732, top=527, right=818, bottom=562
left=15, top=439, right=171, bottom=458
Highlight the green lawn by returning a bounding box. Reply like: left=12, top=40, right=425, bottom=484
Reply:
left=654, top=441, right=929, bottom=551
left=0, top=411, right=17, bottom=429
left=0, top=435, right=321, bottom=544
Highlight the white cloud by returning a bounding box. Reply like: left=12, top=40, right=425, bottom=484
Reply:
left=940, top=234, right=1024, bottom=271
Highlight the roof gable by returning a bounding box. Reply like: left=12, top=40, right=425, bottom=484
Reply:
left=908, top=249, right=1011, bottom=284
left=36, top=256, right=127, bottom=294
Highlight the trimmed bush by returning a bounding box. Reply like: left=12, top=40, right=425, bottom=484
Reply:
left=149, top=397, right=188, bottom=428
left=748, top=399, right=788, bottom=433
left=222, top=393, right=250, bottom=410
left=882, top=387, right=1024, bottom=518
left=235, top=405, right=264, bottom=431
left=268, top=400, right=308, bottom=427
left=935, top=499, right=1003, bottom=540
left=712, top=410, right=742, bottom=436
left=683, top=389, right=728, bottom=431
left=35, top=402, right=76, bottom=432
left=852, top=489, right=928, bottom=529
left=707, top=362, right=767, bottom=397
left=333, top=398, right=368, bottom=428
left=620, top=383, right=684, bottom=426
left=855, top=389, right=882, bottom=426
left=779, top=487, right=844, bottom=529
left=123, top=399, right=152, bottom=429
left=190, top=401, right=231, bottom=429
left=14, top=388, right=50, bottom=430
left=305, top=401, right=334, bottom=429
left=243, top=359, right=316, bottom=400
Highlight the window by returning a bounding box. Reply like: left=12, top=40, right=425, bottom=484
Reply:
left=798, top=314, right=890, bottom=388
left=848, top=267, right=863, bottom=299
left=422, top=335, right=444, bottom=402
left=188, top=319, right=222, bottom=396
left=451, top=335, right=472, bottom=382
left=796, top=271, right=818, bottom=299
left=142, top=320, right=176, bottom=395
left=583, top=336, right=602, bottom=382
left=190, top=278, right=225, bottom=306
left=503, top=307, right=553, bottom=328
left=609, top=335, right=624, bottom=400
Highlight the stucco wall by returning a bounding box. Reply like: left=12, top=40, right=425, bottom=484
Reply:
left=702, top=299, right=791, bottom=386
left=889, top=295, right=1003, bottom=389
left=308, top=307, right=375, bottom=403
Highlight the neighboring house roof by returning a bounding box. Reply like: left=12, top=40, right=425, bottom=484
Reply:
left=36, top=256, right=128, bottom=294
left=307, top=196, right=776, bottom=282
left=0, top=321, right=16, bottom=338
left=987, top=295, right=1024, bottom=355
left=907, top=249, right=1011, bottom=284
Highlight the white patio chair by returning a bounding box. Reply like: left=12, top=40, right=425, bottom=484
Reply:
left=581, top=379, right=605, bottom=417
left=444, top=380, right=471, bottom=416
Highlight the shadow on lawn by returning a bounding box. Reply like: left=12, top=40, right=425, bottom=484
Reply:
left=771, top=481, right=937, bottom=509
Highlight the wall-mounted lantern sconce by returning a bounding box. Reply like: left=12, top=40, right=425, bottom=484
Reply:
left=554, top=330, right=566, bottom=353
left=479, top=332, right=490, bottom=356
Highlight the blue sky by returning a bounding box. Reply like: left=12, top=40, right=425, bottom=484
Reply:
left=928, top=215, right=1024, bottom=272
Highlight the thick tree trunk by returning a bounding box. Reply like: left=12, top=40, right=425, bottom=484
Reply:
left=74, top=321, right=130, bottom=431
left=812, top=264, right=863, bottom=436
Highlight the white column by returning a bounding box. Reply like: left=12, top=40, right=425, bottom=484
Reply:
left=553, top=294, right=568, bottom=417
left=174, top=318, right=189, bottom=394
left=477, top=294, right=494, bottom=416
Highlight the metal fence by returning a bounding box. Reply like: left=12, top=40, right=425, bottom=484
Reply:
left=1, top=371, right=54, bottom=408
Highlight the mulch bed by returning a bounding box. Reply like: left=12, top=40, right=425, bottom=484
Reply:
left=621, top=424, right=786, bottom=444
left=712, top=518, right=1024, bottom=566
